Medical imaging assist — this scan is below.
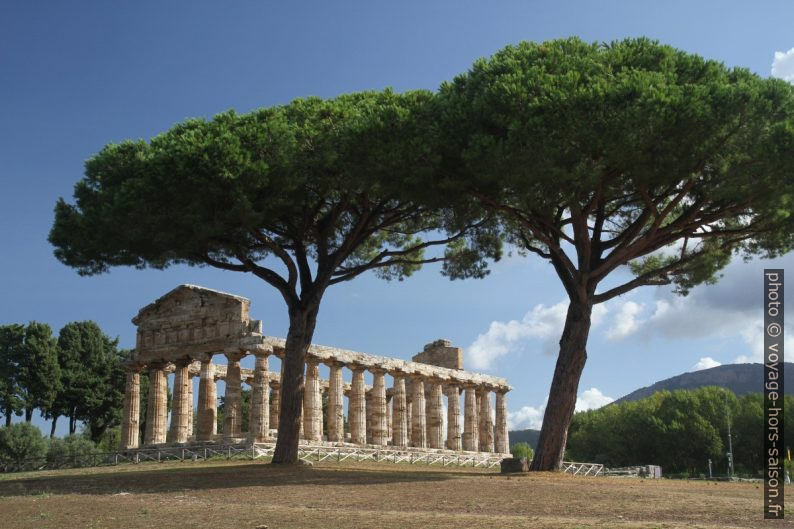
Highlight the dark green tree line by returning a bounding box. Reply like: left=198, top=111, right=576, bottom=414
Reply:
left=566, top=387, right=791, bottom=475
left=0, top=321, right=125, bottom=442
left=51, top=321, right=125, bottom=441
left=0, top=325, right=25, bottom=426
left=18, top=323, right=61, bottom=423
left=0, top=323, right=61, bottom=426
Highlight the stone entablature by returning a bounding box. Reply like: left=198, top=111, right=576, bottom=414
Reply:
left=250, top=337, right=509, bottom=392
left=120, top=284, right=511, bottom=456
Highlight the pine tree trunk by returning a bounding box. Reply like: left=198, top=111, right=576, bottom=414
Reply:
left=69, top=412, right=77, bottom=435
left=4, top=407, right=10, bottom=427
left=50, top=415, right=59, bottom=438
left=25, top=407, right=33, bottom=422
left=272, top=304, right=320, bottom=464
left=530, top=299, right=593, bottom=471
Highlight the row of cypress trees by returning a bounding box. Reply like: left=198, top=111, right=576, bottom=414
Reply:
left=0, top=321, right=125, bottom=442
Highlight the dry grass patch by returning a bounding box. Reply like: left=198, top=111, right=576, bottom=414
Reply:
left=0, top=459, right=788, bottom=529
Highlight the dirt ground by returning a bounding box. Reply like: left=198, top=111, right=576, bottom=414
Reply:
left=0, top=459, right=789, bottom=529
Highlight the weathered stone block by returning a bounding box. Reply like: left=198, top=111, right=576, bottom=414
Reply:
left=412, top=339, right=464, bottom=370
left=500, top=457, right=529, bottom=473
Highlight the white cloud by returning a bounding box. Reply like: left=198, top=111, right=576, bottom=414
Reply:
left=621, top=294, right=794, bottom=365
left=772, top=47, right=794, bottom=83
left=508, top=388, right=613, bottom=430
left=575, top=387, right=614, bottom=412
left=467, top=300, right=569, bottom=369
left=691, top=357, right=722, bottom=371
left=605, top=301, right=644, bottom=340
left=507, top=404, right=545, bottom=430
left=733, top=321, right=794, bottom=363
left=467, top=301, right=609, bottom=370
left=468, top=254, right=794, bottom=370
left=591, top=303, right=609, bottom=327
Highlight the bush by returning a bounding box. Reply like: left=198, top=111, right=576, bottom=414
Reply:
left=95, top=427, right=120, bottom=453
left=510, top=442, right=534, bottom=460
left=0, top=423, right=48, bottom=468
left=47, top=435, right=99, bottom=466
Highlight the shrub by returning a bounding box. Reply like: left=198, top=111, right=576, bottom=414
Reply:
left=95, top=427, right=120, bottom=453
left=47, top=435, right=99, bottom=466
left=0, top=423, right=48, bottom=468
left=510, top=442, right=534, bottom=461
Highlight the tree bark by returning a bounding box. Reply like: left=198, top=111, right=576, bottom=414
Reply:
left=4, top=407, right=10, bottom=427
left=69, top=412, right=77, bottom=435
left=50, top=415, right=58, bottom=438
left=25, top=407, right=32, bottom=422
left=530, top=299, right=593, bottom=471
left=271, top=303, right=320, bottom=464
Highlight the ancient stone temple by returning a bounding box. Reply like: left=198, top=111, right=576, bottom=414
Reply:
left=120, top=285, right=511, bottom=455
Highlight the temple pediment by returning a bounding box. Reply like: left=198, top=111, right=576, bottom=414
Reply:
left=130, top=284, right=262, bottom=363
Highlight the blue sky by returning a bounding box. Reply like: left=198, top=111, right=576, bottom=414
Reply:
left=1, top=1, right=792, bottom=435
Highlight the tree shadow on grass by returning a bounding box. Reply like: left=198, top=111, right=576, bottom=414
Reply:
left=0, top=461, right=487, bottom=497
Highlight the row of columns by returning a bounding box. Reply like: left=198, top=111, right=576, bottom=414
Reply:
left=120, top=353, right=510, bottom=454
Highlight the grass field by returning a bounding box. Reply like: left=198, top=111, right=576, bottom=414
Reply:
left=0, top=459, right=788, bottom=529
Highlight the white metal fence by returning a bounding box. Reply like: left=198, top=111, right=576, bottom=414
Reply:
left=1, top=442, right=602, bottom=475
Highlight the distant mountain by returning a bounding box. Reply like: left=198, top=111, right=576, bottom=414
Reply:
left=615, top=362, right=793, bottom=404
left=507, top=428, right=540, bottom=450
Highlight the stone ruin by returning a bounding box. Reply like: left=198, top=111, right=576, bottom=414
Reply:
left=120, top=284, right=512, bottom=455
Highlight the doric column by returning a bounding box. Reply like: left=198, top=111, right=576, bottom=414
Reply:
left=391, top=375, right=408, bottom=447
left=223, top=352, right=244, bottom=441
left=445, top=385, right=462, bottom=451
left=303, top=360, right=322, bottom=442
left=478, top=387, right=495, bottom=452
left=186, top=372, right=194, bottom=439
left=365, top=390, right=374, bottom=444
left=410, top=376, right=426, bottom=448
left=248, top=351, right=270, bottom=443
left=197, top=358, right=217, bottom=441
left=270, top=380, right=280, bottom=430
left=349, top=368, right=366, bottom=444
left=406, top=391, right=412, bottom=437
left=462, top=385, right=479, bottom=451
left=426, top=380, right=444, bottom=449
left=299, top=398, right=305, bottom=439
left=144, top=363, right=167, bottom=445
left=167, top=360, right=191, bottom=443
left=326, top=362, right=344, bottom=443
left=370, top=369, right=387, bottom=445
left=494, top=390, right=510, bottom=454
left=120, top=367, right=141, bottom=449
left=386, top=394, right=393, bottom=443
